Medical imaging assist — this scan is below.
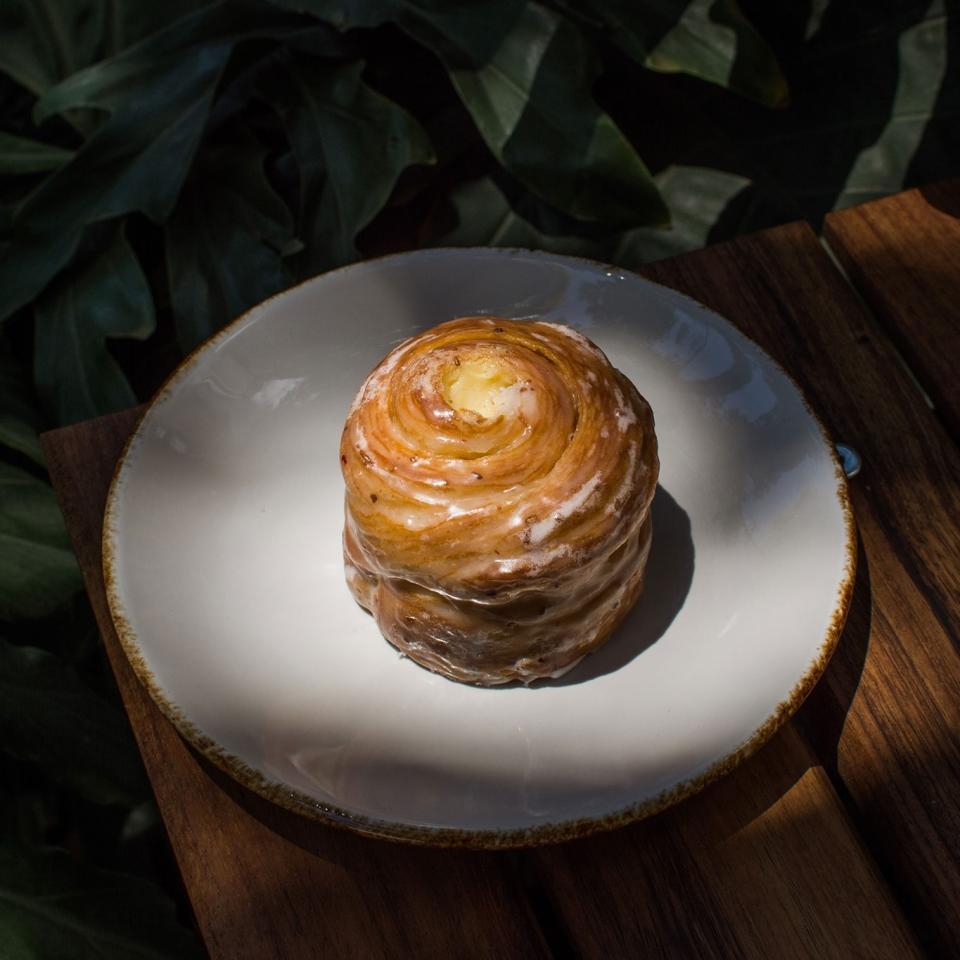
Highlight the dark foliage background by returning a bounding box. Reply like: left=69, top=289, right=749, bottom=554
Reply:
left=0, top=0, right=956, bottom=953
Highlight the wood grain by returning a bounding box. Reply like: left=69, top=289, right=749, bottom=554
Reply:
left=531, top=723, right=921, bottom=960
left=823, top=180, right=960, bottom=441
left=42, top=410, right=551, bottom=960
left=635, top=222, right=960, bottom=957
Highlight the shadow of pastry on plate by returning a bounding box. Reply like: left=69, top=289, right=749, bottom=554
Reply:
left=340, top=316, right=659, bottom=685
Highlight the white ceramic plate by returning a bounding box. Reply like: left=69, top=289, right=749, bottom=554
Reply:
left=104, top=249, right=855, bottom=846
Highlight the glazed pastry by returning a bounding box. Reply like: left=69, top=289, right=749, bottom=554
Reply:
left=340, top=316, right=659, bottom=685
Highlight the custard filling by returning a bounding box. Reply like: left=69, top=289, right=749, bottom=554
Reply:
left=443, top=357, right=519, bottom=418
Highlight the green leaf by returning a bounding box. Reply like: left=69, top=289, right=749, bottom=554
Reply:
left=166, top=131, right=298, bottom=352
left=564, top=0, right=787, bottom=107
left=706, top=1, right=789, bottom=107
left=0, top=131, right=74, bottom=174
left=271, top=0, right=668, bottom=226
left=0, top=3, right=300, bottom=322
left=454, top=4, right=667, bottom=226
left=613, top=164, right=751, bottom=263
left=0, top=639, right=148, bottom=805
left=0, top=0, right=108, bottom=98
left=0, top=0, right=213, bottom=98
left=113, top=0, right=218, bottom=55
left=282, top=56, right=435, bottom=273
left=647, top=1, right=787, bottom=107
left=710, top=1, right=957, bottom=228
left=0, top=348, right=45, bottom=464
left=0, top=844, right=203, bottom=959
left=835, top=3, right=950, bottom=208
left=33, top=224, right=154, bottom=426
left=442, top=176, right=603, bottom=256
left=442, top=166, right=750, bottom=263
left=33, top=6, right=273, bottom=122
left=0, top=463, right=80, bottom=619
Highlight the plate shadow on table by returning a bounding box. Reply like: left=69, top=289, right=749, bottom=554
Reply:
left=566, top=527, right=873, bottom=838
left=792, top=525, right=872, bottom=782
left=562, top=531, right=876, bottom=908
left=550, top=484, right=694, bottom=686
left=613, top=535, right=870, bottom=844
left=920, top=181, right=960, bottom=220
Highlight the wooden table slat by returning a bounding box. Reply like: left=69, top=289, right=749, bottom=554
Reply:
left=823, top=180, right=960, bottom=441
left=532, top=724, right=922, bottom=960
left=636, top=222, right=960, bottom=957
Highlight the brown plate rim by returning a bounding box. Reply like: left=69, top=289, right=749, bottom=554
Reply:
left=101, top=247, right=857, bottom=849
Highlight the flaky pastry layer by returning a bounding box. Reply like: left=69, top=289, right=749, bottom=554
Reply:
left=340, top=317, right=659, bottom=684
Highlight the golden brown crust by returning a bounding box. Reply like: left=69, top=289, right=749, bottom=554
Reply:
left=340, top=317, right=659, bottom=684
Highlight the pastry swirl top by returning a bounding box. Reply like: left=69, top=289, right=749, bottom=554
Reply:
left=341, top=316, right=658, bottom=607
